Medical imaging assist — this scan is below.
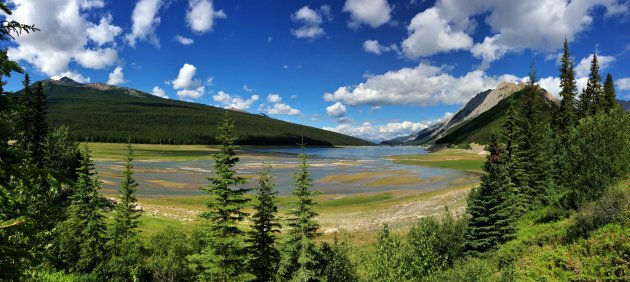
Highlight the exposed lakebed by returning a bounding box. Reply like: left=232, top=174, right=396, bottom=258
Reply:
left=95, top=146, right=479, bottom=197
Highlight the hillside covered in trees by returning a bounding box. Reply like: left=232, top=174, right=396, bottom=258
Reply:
left=18, top=78, right=372, bottom=146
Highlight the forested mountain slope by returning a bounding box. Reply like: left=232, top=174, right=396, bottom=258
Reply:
left=25, top=78, right=372, bottom=146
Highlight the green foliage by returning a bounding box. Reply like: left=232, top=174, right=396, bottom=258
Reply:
left=107, top=143, right=143, bottom=280
left=366, top=224, right=405, bottom=282
left=148, top=227, right=194, bottom=282
left=569, top=188, right=628, bottom=239
left=564, top=110, right=630, bottom=207
left=55, top=146, right=106, bottom=274
left=464, top=136, right=515, bottom=255
left=44, top=125, right=81, bottom=181
left=318, top=237, right=359, bottom=282
left=189, top=112, right=253, bottom=281
left=247, top=162, right=281, bottom=282
left=277, top=142, right=321, bottom=281
left=402, top=210, right=467, bottom=279
left=35, top=81, right=372, bottom=146
left=513, top=224, right=630, bottom=281
left=422, top=257, right=497, bottom=282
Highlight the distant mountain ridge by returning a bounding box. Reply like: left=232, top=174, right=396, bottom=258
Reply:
left=24, top=77, right=373, bottom=146
left=383, top=81, right=558, bottom=146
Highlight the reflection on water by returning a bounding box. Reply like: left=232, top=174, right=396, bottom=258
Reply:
left=95, top=146, right=478, bottom=196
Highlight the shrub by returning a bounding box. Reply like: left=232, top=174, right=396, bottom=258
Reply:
left=569, top=188, right=627, bottom=239
left=147, top=227, right=194, bottom=282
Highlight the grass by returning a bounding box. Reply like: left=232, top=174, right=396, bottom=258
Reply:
left=86, top=142, right=217, bottom=161
left=388, top=149, right=486, bottom=173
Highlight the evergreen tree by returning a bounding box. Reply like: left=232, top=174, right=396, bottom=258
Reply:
left=602, top=73, right=617, bottom=113
left=557, top=38, right=577, bottom=136
left=579, top=53, right=602, bottom=117
left=189, top=111, right=252, bottom=281
left=276, top=141, right=321, bottom=282
left=30, top=81, right=47, bottom=166
left=107, top=143, right=142, bottom=280
left=14, top=76, right=50, bottom=166
left=56, top=145, right=106, bottom=274
left=248, top=162, right=281, bottom=282
left=514, top=65, right=554, bottom=207
left=464, top=136, right=515, bottom=255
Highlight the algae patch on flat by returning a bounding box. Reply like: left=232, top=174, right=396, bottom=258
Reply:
left=366, top=175, right=425, bottom=187
left=318, top=170, right=416, bottom=184
left=147, top=180, right=200, bottom=189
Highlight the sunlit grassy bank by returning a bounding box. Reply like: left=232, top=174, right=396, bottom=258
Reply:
left=388, top=148, right=486, bottom=173
left=86, top=142, right=218, bottom=161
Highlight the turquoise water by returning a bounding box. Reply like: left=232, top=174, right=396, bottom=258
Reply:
left=95, top=146, right=478, bottom=197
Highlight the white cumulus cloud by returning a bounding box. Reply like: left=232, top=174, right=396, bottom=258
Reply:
left=363, top=39, right=398, bottom=55
left=267, top=93, right=282, bottom=103
left=266, top=103, right=302, bottom=116
left=401, top=0, right=627, bottom=67
left=323, top=62, right=518, bottom=106
left=6, top=0, right=120, bottom=78
left=343, top=0, right=391, bottom=28
left=174, top=35, right=194, bottom=45
left=171, top=63, right=205, bottom=99
left=151, top=86, right=168, bottom=98
left=87, top=14, right=122, bottom=47
left=326, top=102, right=347, bottom=118
left=107, top=66, right=126, bottom=85
left=402, top=7, right=473, bottom=59
left=575, top=54, right=616, bottom=77
left=213, top=91, right=259, bottom=110
left=186, top=0, right=226, bottom=33
left=125, top=0, right=162, bottom=47
left=291, top=6, right=330, bottom=39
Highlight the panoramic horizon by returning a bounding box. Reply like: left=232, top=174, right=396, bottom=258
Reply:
left=2, top=1, right=630, bottom=281
left=2, top=0, right=630, bottom=142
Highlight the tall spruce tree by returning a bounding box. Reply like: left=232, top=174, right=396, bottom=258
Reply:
left=276, top=141, right=321, bottom=282
left=30, top=81, right=47, bottom=166
left=557, top=38, right=577, bottom=136
left=502, top=104, right=530, bottom=216
left=190, top=111, right=252, bottom=281
left=248, top=162, right=281, bottom=282
left=579, top=53, right=602, bottom=117
left=514, top=64, right=554, bottom=207
left=107, top=143, right=142, bottom=280
left=464, top=136, right=514, bottom=255
left=56, top=145, right=107, bottom=274
left=602, top=73, right=617, bottom=113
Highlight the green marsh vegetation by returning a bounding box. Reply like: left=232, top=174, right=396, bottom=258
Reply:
left=1, top=5, right=629, bottom=281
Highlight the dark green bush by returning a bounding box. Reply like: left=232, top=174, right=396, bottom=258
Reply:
left=569, top=188, right=627, bottom=239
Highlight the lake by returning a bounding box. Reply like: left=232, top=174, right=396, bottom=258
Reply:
left=95, top=146, right=479, bottom=197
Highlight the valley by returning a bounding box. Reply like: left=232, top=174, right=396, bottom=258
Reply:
left=89, top=143, right=481, bottom=238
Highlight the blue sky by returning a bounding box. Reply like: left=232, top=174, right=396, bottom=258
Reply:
left=2, top=0, right=630, bottom=142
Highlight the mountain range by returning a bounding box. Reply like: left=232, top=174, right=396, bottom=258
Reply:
left=23, top=77, right=372, bottom=146
left=383, top=82, right=630, bottom=146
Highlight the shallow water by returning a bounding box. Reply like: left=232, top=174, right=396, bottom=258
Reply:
left=95, top=146, right=478, bottom=196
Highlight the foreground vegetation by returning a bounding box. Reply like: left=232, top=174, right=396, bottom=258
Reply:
left=2, top=6, right=629, bottom=282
